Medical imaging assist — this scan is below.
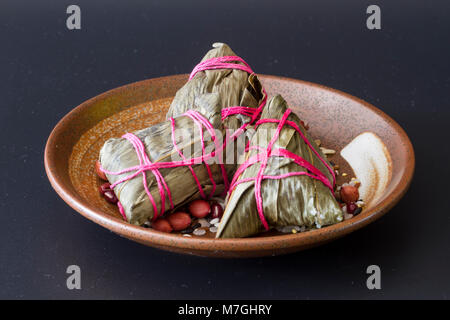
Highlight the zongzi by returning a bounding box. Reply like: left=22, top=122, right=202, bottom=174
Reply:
left=99, top=111, right=231, bottom=225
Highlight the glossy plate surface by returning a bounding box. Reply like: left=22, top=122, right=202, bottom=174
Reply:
left=44, top=74, right=414, bottom=257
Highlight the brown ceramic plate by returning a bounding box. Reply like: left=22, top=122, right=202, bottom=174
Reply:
left=44, top=74, right=414, bottom=257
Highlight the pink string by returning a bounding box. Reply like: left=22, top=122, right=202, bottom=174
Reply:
left=189, top=56, right=253, bottom=80
left=117, top=201, right=127, bottom=220
left=228, top=108, right=336, bottom=230
left=190, top=55, right=267, bottom=130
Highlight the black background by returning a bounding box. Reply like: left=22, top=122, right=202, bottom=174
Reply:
left=1, top=0, right=449, bottom=299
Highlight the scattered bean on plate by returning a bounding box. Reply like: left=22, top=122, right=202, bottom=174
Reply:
left=210, top=202, right=224, bottom=220
left=181, top=227, right=194, bottom=234
left=95, top=160, right=108, bottom=181
left=346, top=202, right=357, bottom=214
left=340, top=185, right=359, bottom=204
left=188, top=200, right=211, bottom=218
left=152, top=218, right=173, bottom=233
left=191, top=222, right=202, bottom=230
left=98, top=182, right=118, bottom=204
left=167, top=212, right=191, bottom=231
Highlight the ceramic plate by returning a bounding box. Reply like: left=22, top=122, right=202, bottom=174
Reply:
left=44, top=74, right=414, bottom=257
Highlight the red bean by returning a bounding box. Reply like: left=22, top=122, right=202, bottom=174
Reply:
left=346, top=202, right=357, bottom=214
left=152, top=218, right=173, bottom=233
left=98, top=183, right=118, bottom=204
left=95, top=160, right=108, bottom=181
left=99, top=182, right=111, bottom=193
left=340, top=185, right=359, bottom=204
left=188, top=200, right=211, bottom=218
left=103, top=190, right=118, bottom=204
left=210, top=202, right=223, bottom=219
left=167, top=212, right=192, bottom=231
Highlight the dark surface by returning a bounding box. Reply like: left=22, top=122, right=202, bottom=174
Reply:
left=1, top=0, right=449, bottom=299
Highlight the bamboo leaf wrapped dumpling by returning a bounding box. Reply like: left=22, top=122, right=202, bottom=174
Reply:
left=167, top=42, right=264, bottom=132
left=216, top=95, right=343, bottom=238
left=166, top=42, right=266, bottom=173
left=100, top=109, right=232, bottom=226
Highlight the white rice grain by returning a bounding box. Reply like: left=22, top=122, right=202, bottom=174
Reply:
left=193, top=228, right=206, bottom=236
left=198, top=218, right=210, bottom=228
left=209, top=218, right=220, bottom=225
